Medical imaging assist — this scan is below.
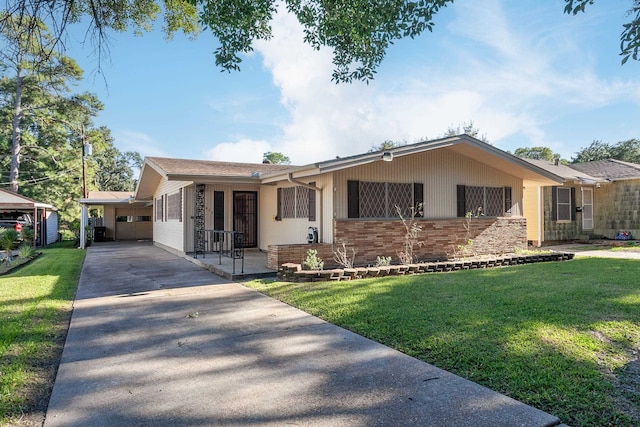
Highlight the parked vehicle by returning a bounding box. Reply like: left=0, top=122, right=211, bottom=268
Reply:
left=0, top=211, right=34, bottom=235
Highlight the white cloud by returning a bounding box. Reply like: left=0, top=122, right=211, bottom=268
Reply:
left=207, top=0, right=640, bottom=165
left=205, top=139, right=272, bottom=163
left=114, top=131, right=167, bottom=158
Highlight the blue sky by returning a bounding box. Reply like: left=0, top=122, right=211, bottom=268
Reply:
left=66, top=0, right=640, bottom=166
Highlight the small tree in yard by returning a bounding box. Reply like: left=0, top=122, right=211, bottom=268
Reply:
left=304, top=249, right=324, bottom=271
left=396, top=204, right=424, bottom=265
left=333, top=241, right=356, bottom=268
left=0, top=227, right=19, bottom=264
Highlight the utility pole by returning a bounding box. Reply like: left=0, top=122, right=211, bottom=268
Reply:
left=81, top=125, right=87, bottom=198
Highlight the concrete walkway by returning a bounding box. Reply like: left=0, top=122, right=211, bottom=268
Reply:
left=45, top=242, right=565, bottom=426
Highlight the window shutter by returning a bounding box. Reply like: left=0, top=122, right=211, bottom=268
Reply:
left=308, top=182, right=316, bottom=221
left=456, top=185, right=466, bottom=217
left=179, top=188, right=183, bottom=222
left=276, top=188, right=282, bottom=220
left=413, top=183, right=424, bottom=217
left=551, top=186, right=558, bottom=221
left=504, top=186, right=512, bottom=215
left=347, top=180, right=360, bottom=218
left=570, top=187, right=576, bottom=221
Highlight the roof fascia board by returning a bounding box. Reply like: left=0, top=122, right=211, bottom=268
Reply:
left=260, top=166, right=321, bottom=183
left=167, top=174, right=261, bottom=184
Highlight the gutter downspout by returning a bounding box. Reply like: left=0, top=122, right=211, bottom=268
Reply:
left=287, top=173, right=323, bottom=243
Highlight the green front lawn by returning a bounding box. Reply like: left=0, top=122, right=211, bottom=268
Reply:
left=247, top=258, right=640, bottom=427
left=0, top=241, right=84, bottom=425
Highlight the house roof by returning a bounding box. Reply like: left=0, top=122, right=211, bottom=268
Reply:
left=261, top=134, right=564, bottom=185
left=135, top=157, right=296, bottom=200
left=569, top=159, right=640, bottom=181
left=135, top=135, right=564, bottom=200
left=0, top=188, right=56, bottom=210
left=520, top=158, right=599, bottom=183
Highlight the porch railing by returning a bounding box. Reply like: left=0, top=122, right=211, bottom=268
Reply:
left=194, top=230, right=245, bottom=274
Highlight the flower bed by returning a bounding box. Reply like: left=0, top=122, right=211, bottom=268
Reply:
left=277, top=252, right=575, bottom=282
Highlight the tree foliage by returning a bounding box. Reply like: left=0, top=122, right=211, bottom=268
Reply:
left=263, top=151, right=290, bottom=164
left=0, top=15, right=140, bottom=230
left=513, top=146, right=562, bottom=161
left=572, top=139, right=640, bottom=163
left=565, top=0, right=640, bottom=65
left=442, top=121, right=489, bottom=143
left=368, top=139, right=406, bottom=152
left=5, top=1, right=638, bottom=83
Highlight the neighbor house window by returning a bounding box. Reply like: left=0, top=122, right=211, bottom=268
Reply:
left=456, top=185, right=512, bottom=217
left=347, top=181, right=423, bottom=219
left=277, top=185, right=316, bottom=220
left=552, top=186, right=575, bottom=222
left=167, top=189, right=183, bottom=221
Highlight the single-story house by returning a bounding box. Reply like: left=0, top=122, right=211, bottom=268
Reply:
left=79, top=191, right=153, bottom=248
left=522, top=158, right=640, bottom=245
left=0, top=188, right=58, bottom=246
left=134, top=135, right=563, bottom=268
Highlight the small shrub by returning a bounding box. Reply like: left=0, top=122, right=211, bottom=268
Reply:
left=304, top=249, right=324, bottom=271
left=396, top=204, right=424, bottom=265
left=333, top=241, right=356, bottom=268
left=18, top=243, right=35, bottom=258
left=375, top=256, right=392, bottom=267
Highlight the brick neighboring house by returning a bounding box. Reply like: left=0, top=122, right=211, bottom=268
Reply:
left=523, top=158, right=640, bottom=245
left=134, top=134, right=562, bottom=268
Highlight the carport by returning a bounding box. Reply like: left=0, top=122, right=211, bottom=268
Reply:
left=0, top=188, right=58, bottom=246
left=78, top=191, right=153, bottom=249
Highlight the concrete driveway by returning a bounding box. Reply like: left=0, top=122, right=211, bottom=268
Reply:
left=45, top=242, right=564, bottom=426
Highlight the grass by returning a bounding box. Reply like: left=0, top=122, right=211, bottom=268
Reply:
left=0, top=241, right=84, bottom=426
left=247, top=257, right=640, bottom=427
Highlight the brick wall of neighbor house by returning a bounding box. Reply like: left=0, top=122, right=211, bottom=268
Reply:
left=593, top=180, right=640, bottom=239
left=268, top=217, right=527, bottom=268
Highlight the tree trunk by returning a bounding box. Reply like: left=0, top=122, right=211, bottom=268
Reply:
left=9, top=71, right=23, bottom=193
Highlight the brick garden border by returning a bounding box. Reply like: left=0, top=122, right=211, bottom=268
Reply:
left=277, top=252, right=575, bottom=282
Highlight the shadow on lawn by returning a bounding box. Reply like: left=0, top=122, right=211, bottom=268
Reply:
left=263, top=258, right=640, bottom=426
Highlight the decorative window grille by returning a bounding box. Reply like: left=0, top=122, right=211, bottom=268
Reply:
left=360, top=182, right=414, bottom=218
left=167, top=189, right=182, bottom=221
left=281, top=187, right=296, bottom=219
left=458, top=185, right=510, bottom=217
left=279, top=186, right=311, bottom=219
left=155, top=195, right=164, bottom=222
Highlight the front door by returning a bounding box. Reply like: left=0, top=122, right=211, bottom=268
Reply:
left=233, top=191, right=258, bottom=248
left=582, top=187, right=594, bottom=230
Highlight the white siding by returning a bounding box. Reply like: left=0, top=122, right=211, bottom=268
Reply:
left=259, top=174, right=334, bottom=249
left=154, top=179, right=190, bottom=253
left=45, top=211, right=58, bottom=245
left=333, top=148, right=523, bottom=219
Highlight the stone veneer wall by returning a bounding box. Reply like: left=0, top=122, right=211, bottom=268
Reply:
left=268, top=217, right=527, bottom=269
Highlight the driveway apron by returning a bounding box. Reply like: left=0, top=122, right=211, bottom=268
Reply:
left=45, top=242, right=563, bottom=427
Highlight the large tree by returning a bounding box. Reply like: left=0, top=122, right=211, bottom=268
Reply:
left=572, top=139, right=640, bottom=163
left=2, top=1, right=639, bottom=83
left=513, top=146, right=563, bottom=162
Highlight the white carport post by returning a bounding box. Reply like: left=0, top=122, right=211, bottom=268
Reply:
left=80, top=203, right=89, bottom=249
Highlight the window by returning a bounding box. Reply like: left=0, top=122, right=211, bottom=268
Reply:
left=348, top=181, right=423, bottom=219
left=457, top=185, right=512, bottom=217
left=167, top=189, right=182, bottom=221
left=116, top=216, right=151, bottom=222
left=277, top=185, right=316, bottom=220
left=552, top=186, right=575, bottom=222
left=155, top=195, right=164, bottom=222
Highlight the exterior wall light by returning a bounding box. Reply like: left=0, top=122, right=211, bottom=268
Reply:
left=381, top=151, right=393, bottom=162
